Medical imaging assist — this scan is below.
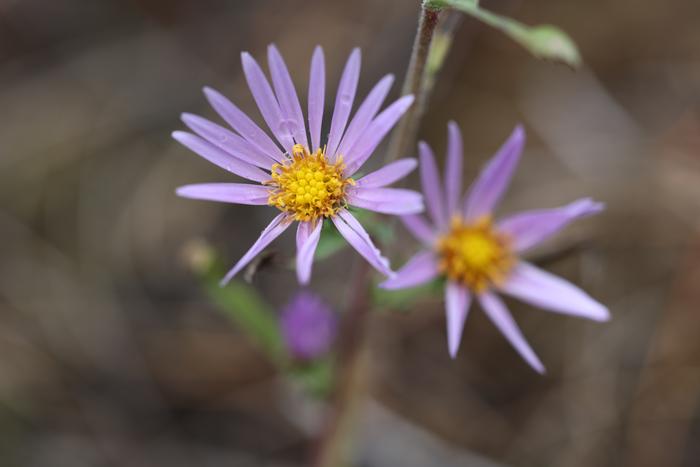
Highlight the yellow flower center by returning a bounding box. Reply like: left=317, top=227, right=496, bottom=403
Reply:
left=266, top=144, right=354, bottom=222
left=436, top=216, right=514, bottom=292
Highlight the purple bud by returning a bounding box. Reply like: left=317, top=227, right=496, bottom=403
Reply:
left=280, top=291, right=338, bottom=361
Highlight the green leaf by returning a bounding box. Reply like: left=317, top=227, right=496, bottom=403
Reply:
left=289, top=358, right=334, bottom=399
left=205, top=279, right=283, bottom=359
left=313, top=220, right=348, bottom=261
left=187, top=244, right=284, bottom=360
left=311, top=211, right=398, bottom=263
left=348, top=208, right=396, bottom=244
left=425, top=0, right=581, bottom=68
left=518, top=25, right=581, bottom=68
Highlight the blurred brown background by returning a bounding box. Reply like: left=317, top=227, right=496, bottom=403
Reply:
left=1, top=0, right=699, bottom=466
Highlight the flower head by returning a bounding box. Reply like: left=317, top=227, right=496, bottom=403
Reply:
left=381, top=122, right=609, bottom=373
left=280, top=291, right=337, bottom=361
left=174, top=45, right=423, bottom=285
left=266, top=144, right=354, bottom=222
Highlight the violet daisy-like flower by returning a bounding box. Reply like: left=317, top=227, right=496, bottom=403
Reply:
left=381, top=122, right=609, bottom=373
left=174, top=45, right=422, bottom=285
left=280, top=291, right=338, bottom=361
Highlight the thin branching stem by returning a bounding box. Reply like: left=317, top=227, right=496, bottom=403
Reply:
left=385, top=2, right=442, bottom=164
left=313, top=4, right=451, bottom=466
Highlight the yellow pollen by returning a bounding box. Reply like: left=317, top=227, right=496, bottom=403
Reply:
left=436, top=216, right=514, bottom=292
left=266, top=144, right=354, bottom=222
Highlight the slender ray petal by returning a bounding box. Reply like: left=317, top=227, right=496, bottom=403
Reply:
left=267, top=44, right=308, bottom=149
left=479, top=292, right=545, bottom=373
left=401, top=214, right=436, bottom=245
left=419, top=141, right=447, bottom=228
left=327, top=48, right=361, bottom=159
left=446, top=282, right=471, bottom=358
left=181, top=113, right=273, bottom=169
left=296, top=221, right=323, bottom=284
left=445, top=121, right=463, bottom=215
left=172, top=131, right=268, bottom=183
left=176, top=183, right=270, bottom=205
left=336, top=74, right=394, bottom=157
left=203, top=86, right=282, bottom=160
left=332, top=210, right=393, bottom=276
left=464, top=125, right=525, bottom=220
left=499, top=262, right=610, bottom=321
left=345, top=95, right=415, bottom=175
left=308, top=46, right=325, bottom=152
left=241, top=52, right=295, bottom=150
left=296, top=220, right=311, bottom=252
left=347, top=187, right=423, bottom=215
left=221, top=213, right=291, bottom=285
left=380, top=251, right=439, bottom=290
left=497, top=198, right=605, bottom=252
left=356, top=158, right=417, bottom=188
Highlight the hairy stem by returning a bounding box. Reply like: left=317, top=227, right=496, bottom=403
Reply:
left=385, top=2, right=442, bottom=163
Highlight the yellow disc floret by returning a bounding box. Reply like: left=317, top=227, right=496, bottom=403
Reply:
left=266, top=144, right=354, bottom=222
left=436, top=216, right=514, bottom=292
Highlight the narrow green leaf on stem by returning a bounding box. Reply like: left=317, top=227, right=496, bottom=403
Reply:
left=183, top=240, right=284, bottom=360
left=204, top=277, right=284, bottom=360
left=425, top=0, right=581, bottom=68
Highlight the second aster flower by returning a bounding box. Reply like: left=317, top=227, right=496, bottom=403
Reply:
left=381, top=122, right=609, bottom=372
left=174, top=45, right=422, bottom=285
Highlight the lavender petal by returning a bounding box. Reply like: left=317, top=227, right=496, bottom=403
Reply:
left=296, top=221, right=323, bottom=284
left=464, top=125, right=525, bottom=220
left=356, top=158, right=417, bottom=188
left=380, top=251, right=439, bottom=290
left=172, top=131, right=268, bottom=183
left=445, top=121, right=463, bottom=216
left=344, top=95, right=415, bottom=175
left=347, top=187, right=423, bottom=215
left=181, top=113, right=274, bottom=169
left=479, top=292, right=546, bottom=373
left=241, top=52, right=295, bottom=150
left=326, top=48, right=361, bottom=159
left=308, top=46, right=325, bottom=152
left=446, top=282, right=471, bottom=358
left=220, top=213, right=291, bottom=285
left=336, top=74, right=394, bottom=158
left=419, top=141, right=447, bottom=228
left=176, top=183, right=270, bottom=205
left=203, top=86, right=282, bottom=161
left=499, top=262, right=610, bottom=321
left=497, top=198, right=605, bottom=252
left=267, top=44, right=308, bottom=149
left=400, top=214, right=436, bottom=245
left=332, top=210, right=393, bottom=277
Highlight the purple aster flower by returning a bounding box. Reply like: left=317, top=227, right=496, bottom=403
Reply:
left=280, top=291, right=338, bottom=361
left=381, top=122, right=609, bottom=373
left=174, top=45, right=422, bottom=285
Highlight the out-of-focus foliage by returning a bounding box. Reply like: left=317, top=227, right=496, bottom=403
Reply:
left=199, top=257, right=284, bottom=360
left=427, top=0, right=582, bottom=67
